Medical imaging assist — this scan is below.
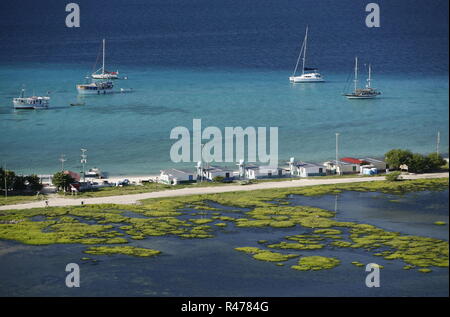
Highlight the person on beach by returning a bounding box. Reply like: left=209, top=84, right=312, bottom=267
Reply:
left=45, top=200, right=49, bottom=207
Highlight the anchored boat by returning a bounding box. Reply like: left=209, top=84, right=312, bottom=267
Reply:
left=289, top=26, right=324, bottom=83
left=344, top=57, right=381, bottom=99
left=13, top=89, right=50, bottom=109
left=76, top=80, right=114, bottom=95
left=91, top=39, right=119, bottom=80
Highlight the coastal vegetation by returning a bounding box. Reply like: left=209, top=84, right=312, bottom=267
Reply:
left=385, top=171, right=402, bottom=182
left=384, top=149, right=446, bottom=173
left=52, top=172, right=75, bottom=191
left=0, top=168, right=43, bottom=205
left=0, top=178, right=448, bottom=273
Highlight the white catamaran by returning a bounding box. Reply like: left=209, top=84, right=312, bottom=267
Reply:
left=91, top=39, right=119, bottom=80
left=344, top=57, right=381, bottom=99
left=13, top=89, right=50, bottom=109
left=289, top=26, right=324, bottom=83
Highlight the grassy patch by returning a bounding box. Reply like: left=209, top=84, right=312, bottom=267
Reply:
left=291, top=256, right=341, bottom=271
left=84, top=246, right=161, bottom=257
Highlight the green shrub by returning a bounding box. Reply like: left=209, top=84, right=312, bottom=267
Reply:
left=385, top=171, right=402, bottom=182
left=212, top=176, right=225, bottom=183
left=427, top=153, right=446, bottom=171
left=385, top=149, right=413, bottom=170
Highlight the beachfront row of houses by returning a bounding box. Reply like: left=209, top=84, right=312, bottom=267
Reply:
left=158, top=157, right=388, bottom=185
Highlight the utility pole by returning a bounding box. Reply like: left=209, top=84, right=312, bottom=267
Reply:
left=80, top=149, right=87, bottom=183
left=3, top=163, right=7, bottom=200
left=59, top=154, right=67, bottom=171
left=200, top=143, right=204, bottom=183
left=436, top=131, right=440, bottom=155
left=335, top=133, right=340, bottom=175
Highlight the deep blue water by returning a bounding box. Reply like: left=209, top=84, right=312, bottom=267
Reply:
left=0, top=0, right=448, bottom=175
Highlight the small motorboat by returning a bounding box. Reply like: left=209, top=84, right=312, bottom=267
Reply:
left=70, top=102, right=85, bottom=106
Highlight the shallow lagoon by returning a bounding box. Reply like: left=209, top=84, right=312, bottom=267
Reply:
left=0, top=189, right=448, bottom=296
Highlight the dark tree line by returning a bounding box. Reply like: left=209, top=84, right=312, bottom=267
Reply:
left=0, top=168, right=42, bottom=192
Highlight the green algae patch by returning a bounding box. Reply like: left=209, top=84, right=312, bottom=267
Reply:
left=314, top=229, right=342, bottom=235
left=351, top=261, right=364, bottom=267
left=331, top=241, right=353, bottom=248
left=434, top=221, right=446, bottom=226
left=214, top=222, right=227, bottom=227
left=84, top=246, right=161, bottom=257
left=268, top=242, right=324, bottom=250
left=291, top=256, right=341, bottom=271
left=235, top=247, right=298, bottom=262
left=189, top=218, right=214, bottom=225
left=235, top=247, right=261, bottom=254
left=269, top=220, right=297, bottom=228
left=403, top=265, right=414, bottom=270
left=253, top=251, right=298, bottom=262
left=418, top=268, right=432, bottom=273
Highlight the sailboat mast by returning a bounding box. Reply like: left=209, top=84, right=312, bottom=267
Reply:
left=102, top=39, right=105, bottom=75
left=354, top=56, right=358, bottom=92
left=367, top=64, right=371, bottom=88
left=302, top=26, right=308, bottom=75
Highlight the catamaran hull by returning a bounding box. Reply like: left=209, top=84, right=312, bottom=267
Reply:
left=345, top=95, right=378, bottom=99
left=289, top=76, right=325, bottom=83
left=92, top=74, right=119, bottom=80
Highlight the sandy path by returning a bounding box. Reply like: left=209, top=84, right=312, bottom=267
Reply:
left=0, top=172, right=447, bottom=210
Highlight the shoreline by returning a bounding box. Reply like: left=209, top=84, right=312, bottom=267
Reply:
left=1, top=172, right=447, bottom=211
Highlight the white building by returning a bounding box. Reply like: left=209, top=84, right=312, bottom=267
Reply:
left=159, top=169, right=196, bottom=185
left=360, top=157, right=387, bottom=171
left=292, top=162, right=326, bottom=177
left=323, top=160, right=359, bottom=175
left=288, top=158, right=326, bottom=177
left=199, top=166, right=235, bottom=181
left=244, top=165, right=288, bottom=179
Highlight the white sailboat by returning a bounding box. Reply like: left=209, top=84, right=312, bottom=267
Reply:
left=91, top=39, right=119, bottom=80
left=344, top=57, right=381, bottom=99
left=289, top=26, right=324, bottom=83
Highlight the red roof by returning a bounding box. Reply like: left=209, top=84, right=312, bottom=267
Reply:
left=341, top=157, right=366, bottom=165
left=64, top=170, right=81, bottom=181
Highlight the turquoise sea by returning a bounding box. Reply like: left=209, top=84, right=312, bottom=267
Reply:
left=0, top=0, right=448, bottom=176
left=0, top=65, right=448, bottom=176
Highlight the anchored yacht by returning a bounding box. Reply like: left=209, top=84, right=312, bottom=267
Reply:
left=91, top=39, right=119, bottom=80
left=289, top=26, right=324, bottom=83
left=344, top=57, right=381, bottom=99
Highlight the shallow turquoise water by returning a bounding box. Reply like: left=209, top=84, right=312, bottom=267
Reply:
left=0, top=190, right=447, bottom=296
left=0, top=64, right=448, bottom=176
